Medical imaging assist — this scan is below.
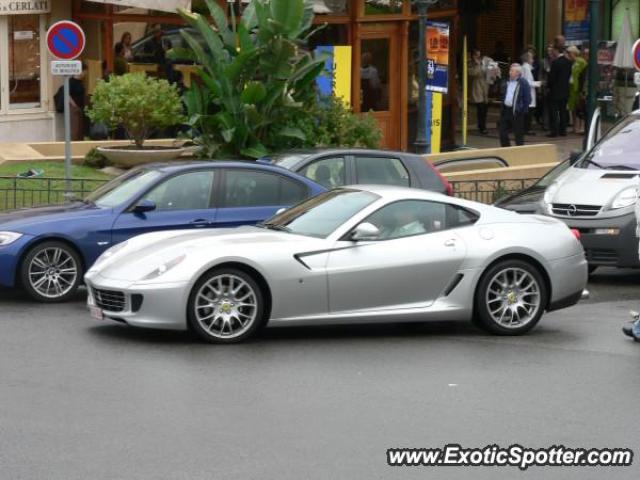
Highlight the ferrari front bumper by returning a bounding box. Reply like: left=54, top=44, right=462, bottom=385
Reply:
left=85, top=274, right=190, bottom=330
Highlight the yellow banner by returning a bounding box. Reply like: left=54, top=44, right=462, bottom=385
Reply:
left=333, top=46, right=352, bottom=107
left=430, top=93, right=443, bottom=154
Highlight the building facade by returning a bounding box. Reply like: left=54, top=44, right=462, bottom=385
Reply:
left=0, top=0, right=633, bottom=150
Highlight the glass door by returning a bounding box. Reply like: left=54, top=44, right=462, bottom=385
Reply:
left=0, top=14, right=46, bottom=115
left=357, top=23, right=402, bottom=150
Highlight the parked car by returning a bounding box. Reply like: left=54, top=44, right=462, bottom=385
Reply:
left=495, top=158, right=572, bottom=214
left=85, top=185, right=587, bottom=344
left=259, top=149, right=453, bottom=195
left=500, top=110, right=640, bottom=272
left=0, top=162, right=325, bottom=303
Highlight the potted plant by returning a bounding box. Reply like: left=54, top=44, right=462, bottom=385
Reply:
left=87, top=73, right=186, bottom=167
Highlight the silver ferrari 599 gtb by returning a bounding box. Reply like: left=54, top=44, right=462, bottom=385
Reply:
left=85, top=186, right=588, bottom=343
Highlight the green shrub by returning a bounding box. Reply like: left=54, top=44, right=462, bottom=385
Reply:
left=311, top=97, right=382, bottom=149
left=83, top=148, right=111, bottom=169
left=86, top=73, right=184, bottom=148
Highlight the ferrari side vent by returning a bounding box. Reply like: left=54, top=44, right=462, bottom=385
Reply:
left=443, top=274, right=464, bottom=296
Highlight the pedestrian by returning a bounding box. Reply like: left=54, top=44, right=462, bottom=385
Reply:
left=69, top=65, right=87, bottom=141
left=113, top=42, right=129, bottom=76
left=554, top=35, right=567, bottom=53
left=521, top=51, right=539, bottom=135
left=499, top=64, right=531, bottom=147
left=547, top=46, right=573, bottom=137
left=469, top=48, right=490, bottom=135
left=568, top=46, right=588, bottom=134
left=120, top=32, right=134, bottom=62
left=622, top=184, right=640, bottom=341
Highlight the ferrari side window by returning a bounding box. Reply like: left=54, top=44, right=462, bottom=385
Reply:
left=364, top=200, right=475, bottom=240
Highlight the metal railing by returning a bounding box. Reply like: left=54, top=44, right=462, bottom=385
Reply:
left=0, top=175, right=540, bottom=212
left=0, top=176, right=110, bottom=212
left=450, top=178, right=540, bottom=204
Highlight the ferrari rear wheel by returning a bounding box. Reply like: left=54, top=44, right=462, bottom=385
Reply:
left=187, top=268, right=265, bottom=344
left=474, top=260, right=547, bottom=335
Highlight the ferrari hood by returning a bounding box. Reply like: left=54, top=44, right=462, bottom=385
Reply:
left=92, top=226, right=313, bottom=281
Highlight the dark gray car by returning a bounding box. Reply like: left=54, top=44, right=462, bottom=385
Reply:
left=259, top=149, right=453, bottom=195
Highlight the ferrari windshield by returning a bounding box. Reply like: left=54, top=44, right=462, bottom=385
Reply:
left=261, top=189, right=380, bottom=238
left=578, top=114, right=640, bottom=171
left=86, top=169, right=163, bottom=208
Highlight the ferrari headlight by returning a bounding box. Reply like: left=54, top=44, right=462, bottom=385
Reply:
left=142, top=255, right=186, bottom=280
left=0, top=231, right=23, bottom=246
left=610, top=187, right=638, bottom=210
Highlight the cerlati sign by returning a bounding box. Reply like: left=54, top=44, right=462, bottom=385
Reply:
left=0, top=0, right=50, bottom=15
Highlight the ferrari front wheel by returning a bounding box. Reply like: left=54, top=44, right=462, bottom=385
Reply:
left=187, top=268, right=265, bottom=344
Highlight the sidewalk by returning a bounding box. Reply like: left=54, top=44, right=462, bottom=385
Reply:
left=457, top=104, right=590, bottom=161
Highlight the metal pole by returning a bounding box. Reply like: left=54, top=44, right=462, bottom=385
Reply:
left=64, top=75, right=72, bottom=197
left=414, top=1, right=429, bottom=154
left=586, top=0, right=601, bottom=132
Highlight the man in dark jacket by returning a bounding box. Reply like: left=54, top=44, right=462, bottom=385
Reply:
left=499, top=64, right=531, bottom=147
left=547, top=46, right=574, bottom=137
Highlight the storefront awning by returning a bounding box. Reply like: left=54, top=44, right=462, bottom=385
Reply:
left=88, top=1, right=191, bottom=14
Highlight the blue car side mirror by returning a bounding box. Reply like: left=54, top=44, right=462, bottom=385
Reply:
left=133, top=200, right=157, bottom=214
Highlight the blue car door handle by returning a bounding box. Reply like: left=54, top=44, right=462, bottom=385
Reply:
left=191, top=219, right=211, bottom=227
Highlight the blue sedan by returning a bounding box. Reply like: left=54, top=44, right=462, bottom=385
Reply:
left=0, top=161, right=326, bottom=302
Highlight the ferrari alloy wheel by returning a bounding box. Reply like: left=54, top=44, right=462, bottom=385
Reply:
left=188, top=268, right=265, bottom=344
left=474, top=260, right=547, bottom=335
left=21, top=241, right=82, bottom=303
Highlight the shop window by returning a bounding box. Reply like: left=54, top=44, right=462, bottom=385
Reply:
left=365, top=0, right=404, bottom=15
left=411, top=0, right=457, bottom=13
left=315, top=0, right=349, bottom=14
left=231, top=0, right=349, bottom=15
left=361, top=39, right=390, bottom=112
left=8, top=15, right=41, bottom=110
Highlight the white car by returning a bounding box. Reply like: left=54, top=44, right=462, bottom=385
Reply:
left=85, top=186, right=588, bottom=343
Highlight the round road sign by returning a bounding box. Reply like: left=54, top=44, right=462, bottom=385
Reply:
left=46, top=21, right=86, bottom=61
left=633, top=39, right=640, bottom=71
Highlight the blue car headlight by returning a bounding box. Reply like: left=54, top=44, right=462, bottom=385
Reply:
left=0, top=232, right=23, bottom=247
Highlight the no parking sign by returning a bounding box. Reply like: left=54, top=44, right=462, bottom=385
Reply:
left=46, top=20, right=86, bottom=197
left=46, top=21, right=85, bottom=60
left=633, top=39, right=640, bottom=72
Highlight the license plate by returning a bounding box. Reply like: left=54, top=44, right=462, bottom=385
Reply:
left=90, top=306, right=104, bottom=321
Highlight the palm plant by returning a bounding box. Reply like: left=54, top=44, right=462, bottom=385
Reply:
left=174, top=0, right=327, bottom=159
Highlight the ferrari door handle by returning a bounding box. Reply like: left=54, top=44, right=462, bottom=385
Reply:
left=444, top=239, right=457, bottom=247
left=191, top=219, right=210, bottom=227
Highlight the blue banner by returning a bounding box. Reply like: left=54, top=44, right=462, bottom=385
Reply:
left=425, top=21, right=450, bottom=94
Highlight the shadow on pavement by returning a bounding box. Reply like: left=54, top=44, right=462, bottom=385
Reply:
left=85, top=319, right=505, bottom=347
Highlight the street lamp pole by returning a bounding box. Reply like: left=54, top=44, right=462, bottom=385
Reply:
left=414, top=0, right=438, bottom=154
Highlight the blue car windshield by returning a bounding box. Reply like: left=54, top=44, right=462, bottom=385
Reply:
left=261, top=189, right=379, bottom=238
left=87, top=170, right=163, bottom=208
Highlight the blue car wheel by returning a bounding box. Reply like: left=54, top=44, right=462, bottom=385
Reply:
left=20, top=241, right=82, bottom=303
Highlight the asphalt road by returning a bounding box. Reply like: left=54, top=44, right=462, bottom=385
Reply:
left=0, top=268, right=639, bottom=480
